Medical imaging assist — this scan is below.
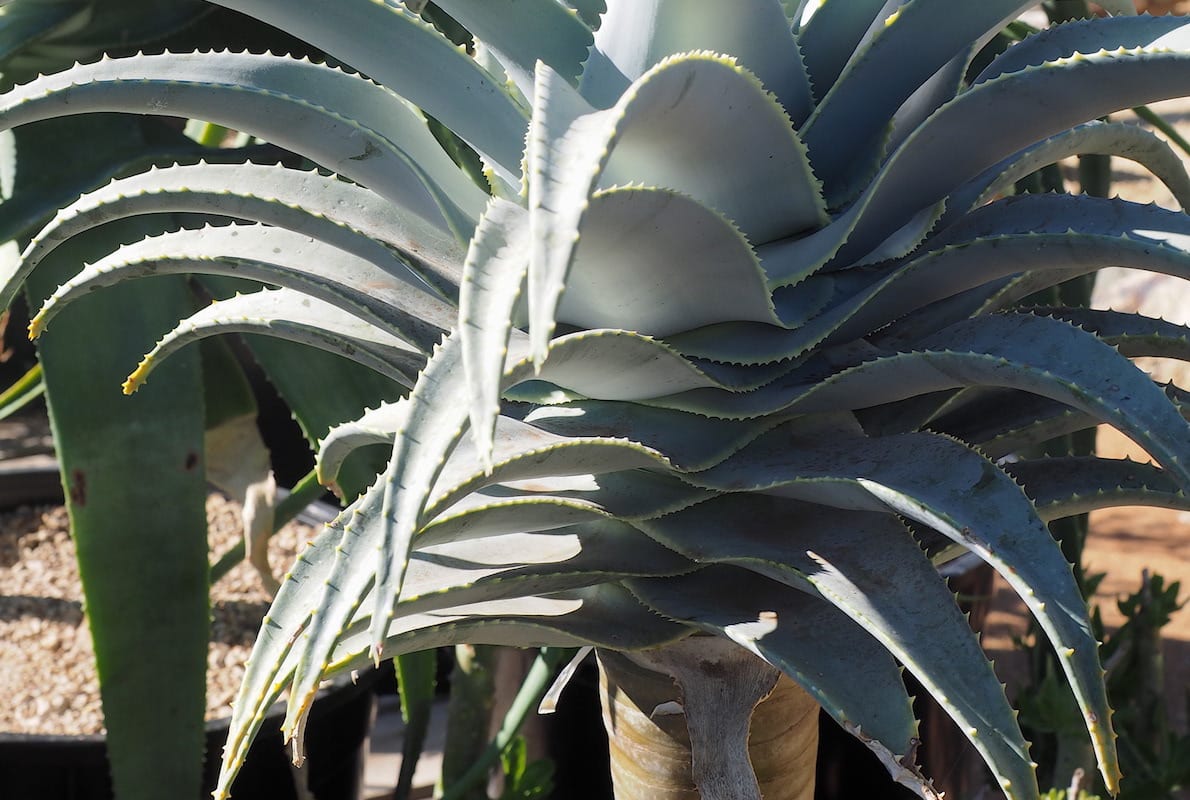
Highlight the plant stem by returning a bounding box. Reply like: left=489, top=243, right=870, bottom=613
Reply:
left=438, top=645, right=499, bottom=800
left=438, top=648, right=573, bottom=800
left=598, top=639, right=819, bottom=800
left=208, top=467, right=326, bottom=583
left=0, top=362, right=44, bottom=420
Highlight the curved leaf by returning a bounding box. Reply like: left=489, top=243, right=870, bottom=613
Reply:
left=328, top=583, right=694, bottom=675
left=424, top=416, right=672, bottom=519
left=1005, top=457, right=1190, bottom=520
left=460, top=197, right=531, bottom=469
left=581, top=0, right=814, bottom=125
left=122, top=288, right=425, bottom=394
left=528, top=52, right=825, bottom=358
left=943, top=121, right=1190, bottom=222
left=640, top=496, right=1037, bottom=799
left=941, top=383, right=1190, bottom=460
left=626, top=566, right=933, bottom=797
left=0, top=52, right=487, bottom=239
left=557, top=186, right=778, bottom=334
left=204, top=0, right=529, bottom=179
left=30, top=224, right=456, bottom=352
left=1036, top=307, right=1190, bottom=362
left=20, top=162, right=465, bottom=295
left=976, top=14, right=1190, bottom=84
left=796, top=0, right=888, bottom=102
left=659, top=315, right=1190, bottom=491
left=432, top=0, right=593, bottom=98
left=522, top=400, right=788, bottom=471
left=766, top=44, right=1190, bottom=285
left=421, top=471, right=715, bottom=542
left=800, top=0, right=1034, bottom=205
left=687, top=429, right=1118, bottom=789
left=814, top=195, right=1190, bottom=350
left=317, top=400, right=409, bottom=491
left=216, top=485, right=351, bottom=799
left=595, top=53, right=826, bottom=243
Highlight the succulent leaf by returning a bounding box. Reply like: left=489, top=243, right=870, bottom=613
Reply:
left=944, top=120, right=1190, bottom=223
left=800, top=0, right=1036, bottom=205
left=976, top=13, right=1189, bottom=84
left=527, top=51, right=826, bottom=358
left=581, top=0, right=814, bottom=124
left=946, top=384, right=1190, bottom=461
left=30, top=224, right=455, bottom=351
left=0, top=51, right=487, bottom=239
left=20, top=162, right=466, bottom=291
left=523, top=401, right=787, bottom=471
left=686, top=429, right=1117, bottom=786
left=328, top=583, right=694, bottom=673
left=317, top=400, right=409, bottom=492
left=122, top=288, right=426, bottom=394
left=10, top=4, right=1190, bottom=797
left=626, top=567, right=930, bottom=797
left=557, top=187, right=779, bottom=334
left=1006, top=457, right=1190, bottom=520
left=431, top=0, right=593, bottom=98
left=641, top=496, right=1037, bottom=799
left=423, top=417, right=672, bottom=519
left=421, top=472, right=716, bottom=541
left=366, top=331, right=471, bottom=665
left=203, top=0, right=529, bottom=179
left=796, top=0, right=890, bottom=102
left=460, top=196, right=531, bottom=468
left=767, top=42, right=1190, bottom=284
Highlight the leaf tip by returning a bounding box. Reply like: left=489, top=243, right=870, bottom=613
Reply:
left=122, top=360, right=151, bottom=395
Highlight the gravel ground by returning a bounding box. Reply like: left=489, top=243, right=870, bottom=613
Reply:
left=0, top=493, right=314, bottom=735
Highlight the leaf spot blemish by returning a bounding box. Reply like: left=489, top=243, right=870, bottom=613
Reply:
left=349, top=141, right=381, bottom=161
left=70, top=469, right=87, bottom=506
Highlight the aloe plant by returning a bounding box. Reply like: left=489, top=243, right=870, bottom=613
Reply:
left=4, top=2, right=1190, bottom=798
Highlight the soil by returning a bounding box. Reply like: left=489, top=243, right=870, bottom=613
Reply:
left=0, top=493, right=314, bottom=736
left=1134, top=0, right=1190, bottom=12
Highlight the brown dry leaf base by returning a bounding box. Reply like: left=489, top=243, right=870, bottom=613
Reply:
left=0, top=494, right=314, bottom=735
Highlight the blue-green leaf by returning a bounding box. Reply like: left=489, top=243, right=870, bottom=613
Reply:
left=640, top=496, right=1037, bottom=799
left=204, top=0, right=529, bottom=179
left=581, top=0, right=814, bottom=124
left=122, top=288, right=425, bottom=393
left=432, top=0, right=593, bottom=97
left=686, top=429, right=1118, bottom=789
left=1006, top=457, right=1190, bottom=520
left=626, top=566, right=934, bottom=797
left=19, top=162, right=465, bottom=295
left=31, top=224, right=455, bottom=353
left=800, top=0, right=1035, bottom=205
left=976, top=14, right=1188, bottom=84
left=0, top=51, right=487, bottom=239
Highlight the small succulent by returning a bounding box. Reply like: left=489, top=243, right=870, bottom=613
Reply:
left=3, top=2, right=1190, bottom=798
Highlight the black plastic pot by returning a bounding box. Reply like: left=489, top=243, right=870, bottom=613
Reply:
left=0, top=462, right=376, bottom=800
left=0, top=673, right=376, bottom=800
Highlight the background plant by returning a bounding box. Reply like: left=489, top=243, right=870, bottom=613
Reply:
left=0, top=2, right=399, bottom=797
left=1023, top=573, right=1190, bottom=799
left=4, top=2, right=1190, bottom=799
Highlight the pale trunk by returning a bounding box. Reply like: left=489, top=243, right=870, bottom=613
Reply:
left=598, top=638, right=819, bottom=800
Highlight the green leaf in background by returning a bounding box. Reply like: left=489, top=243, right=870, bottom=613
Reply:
left=16, top=114, right=210, bottom=800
